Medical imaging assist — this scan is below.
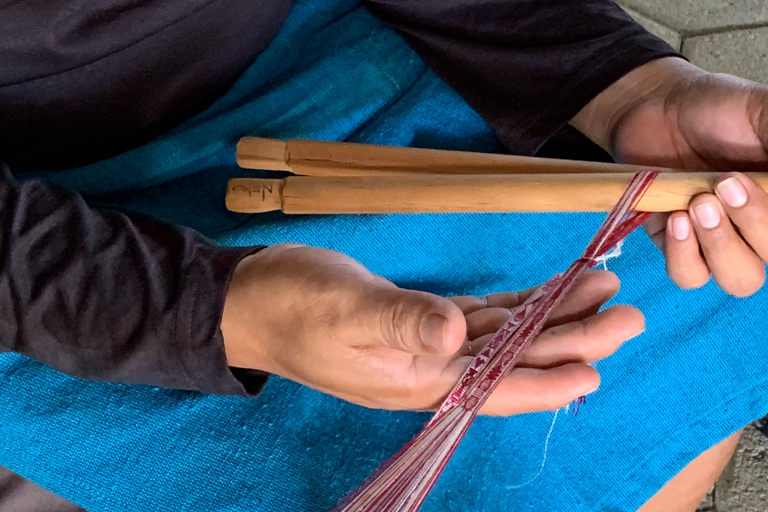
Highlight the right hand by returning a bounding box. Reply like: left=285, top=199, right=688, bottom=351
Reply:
left=221, top=244, right=644, bottom=415
left=573, top=57, right=768, bottom=297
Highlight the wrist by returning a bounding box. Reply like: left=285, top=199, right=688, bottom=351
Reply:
left=571, top=57, right=705, bottom=153
left=220, top=250, right=272, bottom=371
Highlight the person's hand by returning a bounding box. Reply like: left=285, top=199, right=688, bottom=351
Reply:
left=221, top=244, right=644, bottom=415
left=573, top=57, right=768, bottom=296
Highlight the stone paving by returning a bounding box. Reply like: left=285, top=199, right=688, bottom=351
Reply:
left=615, top=2, right=768, bottom=510
left=617, top=0, right=768, bottom=84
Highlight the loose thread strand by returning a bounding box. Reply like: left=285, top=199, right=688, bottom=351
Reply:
left=506, top=409, right=560, bottom=490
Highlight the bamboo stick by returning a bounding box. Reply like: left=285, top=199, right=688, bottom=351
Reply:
left=225, top=173, right=768, bottom=214
left=235, top=137, right=676, bottom=176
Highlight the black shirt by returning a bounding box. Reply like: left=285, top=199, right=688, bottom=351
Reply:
left=0, top=0, right=678, bottom=395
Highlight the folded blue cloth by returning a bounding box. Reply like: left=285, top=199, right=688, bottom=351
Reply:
left=2, top=1, right=766, bottom=511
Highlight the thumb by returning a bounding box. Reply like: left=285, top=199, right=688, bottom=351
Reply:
left=363, top=285, right=466, bottom=356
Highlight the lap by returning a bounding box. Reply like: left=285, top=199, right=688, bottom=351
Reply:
left=4, top=1, right=767, bottom=509
left=1, top=211, right=766, bottom=512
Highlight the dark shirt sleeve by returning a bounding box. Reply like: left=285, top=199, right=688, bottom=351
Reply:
left=0, top=162, right=268, bottom=396
left=364, top=0, right=682, bottom=155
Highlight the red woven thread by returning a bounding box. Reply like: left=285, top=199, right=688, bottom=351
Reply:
left=334, top=171, right=659, bottom=512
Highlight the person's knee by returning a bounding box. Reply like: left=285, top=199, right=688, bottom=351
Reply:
left=638, top=429, right=742, bottom=512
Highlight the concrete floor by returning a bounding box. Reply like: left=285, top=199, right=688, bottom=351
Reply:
left=614, top=3, right=768, bottom=510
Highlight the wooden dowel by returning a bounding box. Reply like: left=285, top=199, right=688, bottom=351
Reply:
left=236, top=137, right=676, bottom=176
left=225, top=173, right=768, bottom=214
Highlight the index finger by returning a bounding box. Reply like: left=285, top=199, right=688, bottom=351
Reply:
left=715, top=172, right=768, bottom=263
left=449, top=270, right=620, bottom=325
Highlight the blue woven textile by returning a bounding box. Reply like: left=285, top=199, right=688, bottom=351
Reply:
left=1, top=1, right=766, bottom=511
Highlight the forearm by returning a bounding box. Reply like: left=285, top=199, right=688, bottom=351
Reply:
left=365, top=0, right=681, bottom=155
left=0, top=163, right=267, bottom=395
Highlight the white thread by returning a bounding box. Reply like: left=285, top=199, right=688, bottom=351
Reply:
left=506, top=409, right=559, bottom=489
left=593, top=239, right=624, bottom=270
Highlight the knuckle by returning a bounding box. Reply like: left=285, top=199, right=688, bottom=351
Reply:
left=315, top=308, right=345, bottom=336
left=697, top=226, right=731, bottom=248
left=379, top=298, right=412, bottom=349
left=450, top=295, right=486, bottom=315
left=742, top=211, right=768, bottom=250
left=733, top=200, right=768, bottom=228
left=575, top=318, right=590, bottom=343
left=536, top=322, right=572, bottom=343
left=468, top=308, right=511, bottom=336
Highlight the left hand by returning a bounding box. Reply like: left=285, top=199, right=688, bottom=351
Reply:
left=573, top=57, right=768, bottom=296
left=222, top=245, right=642, bottom=415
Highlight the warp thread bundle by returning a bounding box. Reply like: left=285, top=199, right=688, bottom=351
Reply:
left=334, top=171, right=659, bottom=512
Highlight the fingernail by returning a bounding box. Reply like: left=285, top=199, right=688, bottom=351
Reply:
left=670, top=216, right=690, bottom=241
left=420, top=313, right=448, bottom=353
left=693, top=202, right=721, bottom=229
left=716, top=177, right=748, bottom=208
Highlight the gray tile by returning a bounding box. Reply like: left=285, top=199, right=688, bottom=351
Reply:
left=697, top=487, right=715, bottom=511
left=616, top=0, right=768, bottom=33
left=683, top=27, right=768, bottom=85
left=620, top=5, right=682, bottom=50
left=713, top=425, right=768, bottom=512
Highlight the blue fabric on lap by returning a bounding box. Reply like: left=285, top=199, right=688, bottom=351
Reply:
left=2, top=1, right=767, bottom=511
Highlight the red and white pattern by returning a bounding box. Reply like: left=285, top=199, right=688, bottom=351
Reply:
left=333, top=171, right=659, bottom=512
